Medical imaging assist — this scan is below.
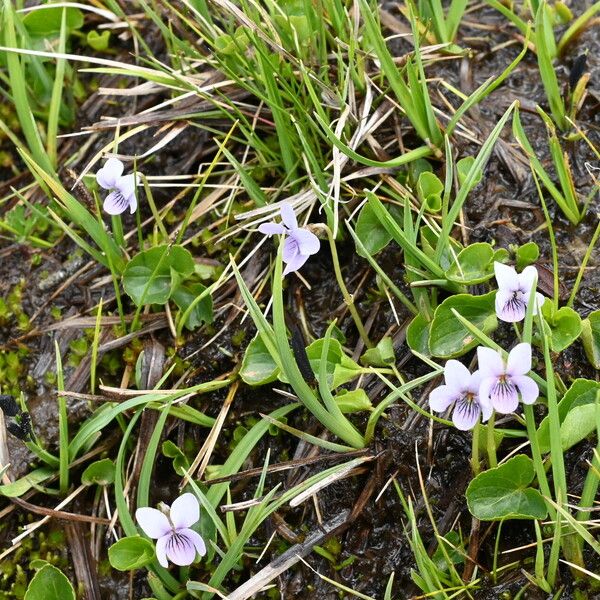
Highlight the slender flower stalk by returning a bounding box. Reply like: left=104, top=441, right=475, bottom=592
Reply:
left=136, top=493, right=206, bottom=568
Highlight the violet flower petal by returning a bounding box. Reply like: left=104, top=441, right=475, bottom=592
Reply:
left=280, top=202, right=297, bottom=230
left=506, top=343, right=532, bottom=377
left=443, top=360, right=471, bottom=391
left=429, top=385, right=458, bottom=413
left=96, top=157, right=124, bottom=189
left=489, top=378, right=519, bottom=413
left=258, top=222, right=286, bottom=236
left=466, top=370, right=482, bottom=395
left=518, top=265, right=538, bottom=295
left=155, top=535, right=169, bottom=568
left=117, top=173, right=137, bottom=199
left=103, top=190, right=130, bottom=215
left=477, top=347, right=505, bottom=378
left=494, top=261, right=519, bottom=291
left=512, top=375, right=539, bottom=404
left=165, top=531, right=198, bottom=566
left=178, top=528, right=206, bottom=557
left=135, top=507, right=171, bottom=539
left=478, top=377, right=495, bottom=407
left=291, top=228, right=320, bottom=256
left=452, top=398, right=481, bottom=431
left=282, top=236, right=300, bottom=264
left=495, top=289, right=526, bottom=322
left=170, top=493, right=199, bottom=530
left=282, top=251, right=309, bottom=276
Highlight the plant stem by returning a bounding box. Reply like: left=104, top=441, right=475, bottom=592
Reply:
left=324, top=226, right=372, bottom=348
left=471, top=423, right=481, bottom=476
left=486, top=413, right=497, bottom=468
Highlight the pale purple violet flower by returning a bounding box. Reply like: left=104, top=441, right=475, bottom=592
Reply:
left=258, top=203, right=320, bottom=276
left=135, top=492, right=206, bottom=568
left=429, top=360, right=492, bottom=430
left=494, top=261, right=544, bottom=323
left=477, top=343, right=539, bottom=414
left=96, top=157, right=138, bottom=215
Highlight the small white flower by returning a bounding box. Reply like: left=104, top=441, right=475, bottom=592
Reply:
left=96, top=158, right=138, bottom=215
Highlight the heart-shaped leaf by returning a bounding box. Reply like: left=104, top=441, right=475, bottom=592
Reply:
left=334, top=389, right=372, bottom=413
left=540, top=299, right=582, bottom=352
left=429, top=292, right=497, bottom=358
left=466, top=455, right=547, bottom=520
left=417, top=171, right=443, bottom=212
left=406, top=313, right=431, bottom=356
left=24, top=565, right=75, bottom=600
left=537, top=378, right=600, bottom=453
left=446, top=243, right=495, bottom=284
left=360, top=336, right=395, bottom=367
left=355, top=202, right=402, bottom=257
left=108, top=536, right=156, bottom=571
left=123, top=245, right=195, bottom=306
left=240, top=334, right=280, bottom=386
left=306, top=338, right=362, bottom=389
left=515, top=241, right=540, bottom=270
left=172, top=283, right=213, bottom=330
left=81, top=458, right=115, bottom=486
left=581, top=310, right=600, bottom=369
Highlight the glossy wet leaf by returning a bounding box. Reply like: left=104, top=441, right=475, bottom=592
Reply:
left=360, top=336, right=395, bottom=367
left=446, top=243, right=495, bottom=284
left=240, top=334, right=280, bottom=386
left=24, top=565, right=75, bottom=600
left=406, top=314, right=431, bottom=355
left=172, top=282, right=213, bottom=330
left=540, top=299, right=581, bottom=352
left=23, top=6, right=83, bottom=37
left=456, top=156, right=482, bottom=189
left=537, top=378, right=600, bottom=453
left=581, top=310, right=600, bottom=369
left=306, top=338, right=362, bottom=389
left=429, top=292, right=497, bottom=358
left=466, top=455, right=547, bottom=520
left=81, top=458, right=115, bottom=486
left=355, top=202, right=401, bottom=257
left=108, top=536, right=156, bottom=571
left=334, top=388, right=372, bottom=413
left=416, top=171, right=443, bottom=212
left=515, top=241, right=540, bottom=271
left=123, top=245, right=195, bottom=306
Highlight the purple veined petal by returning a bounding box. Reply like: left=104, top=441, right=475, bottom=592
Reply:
left=96, top=157, right=124, bottom=189
left=478, top=377, right=495, bottom=407
left=489, top=377, right=519, bottom=414
left=103, top=190, right=130, bottom=215
left=128, top=191, right=138, bottom=214
left=512, top=375, right=539, bottom=405
left=155, top=535, right=169, bottom=568
left=178, top=528, right=206, bottom=557
left=258, top=222, right=286, bottom=236
left=443, top=359, right=471, bottom=392
left=282, top=251, right=309, bottom=276
left=452, top=396, right=481, bottom=431
left=477, top=347, right=505, bottom=378
left=280, top=202, right=298, bottom=230
left=467, top=370, right=482, bottom=395
left=117, top=173, right=137, bottom=199
left=494, top=261, right=519, bottom=293
left=495, top=289, right=526, bottom=322
left=170, top=493, right=199, bottom=530
left=517, top=265, right=538, bottom=294
left=165, top=530, right=198, bottom=566
left=282, top=236, right=300, bottom=264
left=506, top=342, right=532, bottom=377
left=135, top=507, right=171, bottom=539
left=291, top=228, right=320, bottom=256
left=429, top=385, right=458, bottom=413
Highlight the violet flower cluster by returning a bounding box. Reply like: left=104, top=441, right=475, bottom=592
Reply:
left=429, top=262, right=543, bottom=430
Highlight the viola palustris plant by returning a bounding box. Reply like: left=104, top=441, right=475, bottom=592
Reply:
left=1, top=0, right=599, bottom=599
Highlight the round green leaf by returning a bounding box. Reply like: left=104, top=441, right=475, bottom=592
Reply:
left=417, top=171, right=443, bottom=212
left=81, top=458, right=115, bottom=486
left=23, top=7, right=84, bottom=36
left=446, top=243, right=495, bottom=284
left=172, top=283, right=213, bottom=331
left=406, top=314, right=431, bottom=356
left=355, top=203, right=397, bottom=257
left=306, top=338, right=362, bottom=389
left=108, top=536, right=155, bottom=571
left=240, top=334, right=280, bottom=386
left=429, top=292, right=497, bottom=358
left=515, top=241, right=540, bottom=270
left=540, top=299, right=582, bottom=352
left=24, top=564, right=75, bottom=600
left=334, top=388, right=372, bottom=413
left=123, top=245, right=195, bottom=306
left=466, top=455, right=548, bottom=521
